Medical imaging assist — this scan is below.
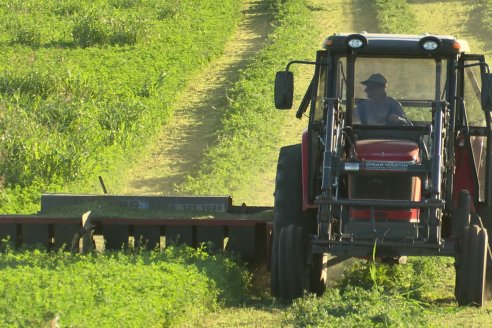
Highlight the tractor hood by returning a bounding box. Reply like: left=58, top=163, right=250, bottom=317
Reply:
left=355, top=139, right=420, bottom=162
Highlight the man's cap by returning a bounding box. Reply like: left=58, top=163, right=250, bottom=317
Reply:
left=361, top=73, right=387, bottom=86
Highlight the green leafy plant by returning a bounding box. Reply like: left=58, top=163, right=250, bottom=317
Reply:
left=286, top=256, right=456, bottom=327
left=0, top=244, right=250, bottom=327
left=369, top=239, right=378, bottom=288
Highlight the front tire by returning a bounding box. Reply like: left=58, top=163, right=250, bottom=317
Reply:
left=270, top=144, right=326, bottom=299
left=455, top=224, right=488, bottom=306
left=278, top=225, right=309, bottom=299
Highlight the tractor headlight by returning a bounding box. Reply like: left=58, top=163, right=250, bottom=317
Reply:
left=422, top=40, right=439, bottom=51
left=346, top=34, right=368, bottom=49
left=419, top=36, right=442, bottom=52
left=348, top=38, right=364, bottom=48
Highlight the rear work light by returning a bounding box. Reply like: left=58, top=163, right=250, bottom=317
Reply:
left=322, top=39, right=333, bottom=48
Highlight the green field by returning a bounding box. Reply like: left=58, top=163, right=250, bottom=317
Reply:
left=2, top=0, right=492, bottom=327
left=0, top=0, right=241, bottom=213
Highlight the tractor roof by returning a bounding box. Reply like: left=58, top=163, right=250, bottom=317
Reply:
left=323, top=32, right=470, bottom=57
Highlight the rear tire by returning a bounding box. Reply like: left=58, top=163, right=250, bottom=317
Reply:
left=469, top=225, right=488, bottom=306
left=455, top=226, right=471, bottom=303
left=452, top=190, right=471, bottom=236
left=271, top=231, right=280, bottom=296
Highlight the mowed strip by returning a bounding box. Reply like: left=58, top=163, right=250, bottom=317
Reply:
left=116, top=0, right=273, bottom=195
left=409, top=0, right=492, bottom=61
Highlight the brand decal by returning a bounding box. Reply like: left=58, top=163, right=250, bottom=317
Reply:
left=362, top=161, right=410, bottom=171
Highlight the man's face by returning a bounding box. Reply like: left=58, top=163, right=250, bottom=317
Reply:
left=364, top=83, right=386, bottom=99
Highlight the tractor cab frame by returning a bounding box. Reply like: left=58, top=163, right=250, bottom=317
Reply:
left=272, top=33, right=492, bottom=306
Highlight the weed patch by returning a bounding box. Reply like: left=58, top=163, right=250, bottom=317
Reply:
left=0, top=244, right=250, bottom=327
left=287, top=287, right=428, bottom=327
left=286, top=257, right=456, bottom=327
left=72, top=11, right=149, bottom=47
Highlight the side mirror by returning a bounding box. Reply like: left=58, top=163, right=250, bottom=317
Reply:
left=481, top=73, right=492, bottom=112
left=274, top=71, right=294, bottom=109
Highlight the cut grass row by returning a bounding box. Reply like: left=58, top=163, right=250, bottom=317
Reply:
left=0, top=245, right=250, bottom=327
left=179, top=0, right=319, bottom=198
left=373, top=0, right=417, bottom=34
left=0, top=0, right=241, bottom=213
left=285, top=257, right=455, bottom=327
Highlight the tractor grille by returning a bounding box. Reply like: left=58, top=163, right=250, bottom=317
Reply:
left=349, top=174, right=413, bottom=200
left=348, top=174, right=420, bottom=222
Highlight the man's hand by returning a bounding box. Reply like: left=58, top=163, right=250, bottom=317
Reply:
left=388, top=114, right=402, bottom=123
left=388, top=114, right=412, bottom=126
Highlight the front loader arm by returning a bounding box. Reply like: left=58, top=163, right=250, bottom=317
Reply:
left=296, top=78, right=314, bottom=119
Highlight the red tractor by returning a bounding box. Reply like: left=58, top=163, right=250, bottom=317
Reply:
left=272, top=33, right=492, bottom=306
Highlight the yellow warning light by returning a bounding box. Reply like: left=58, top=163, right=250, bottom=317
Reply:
left=322, top=39, right=333, bottom=48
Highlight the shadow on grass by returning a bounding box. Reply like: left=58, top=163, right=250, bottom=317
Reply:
left=408, top=0, right=462, bottom=3
left=351, top=0, right=379, bottom=33
left=307, top=5, right=325, bottom=12
left=465, top=3, right=492, bottom=53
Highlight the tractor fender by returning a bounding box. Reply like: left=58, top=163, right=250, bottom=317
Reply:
left=453, top=137, right=477, bottom=211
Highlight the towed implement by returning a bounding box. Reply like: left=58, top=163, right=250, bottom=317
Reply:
left=273, top=33, right=492, bottom=306
left=0, top=194, right=272, bottom=265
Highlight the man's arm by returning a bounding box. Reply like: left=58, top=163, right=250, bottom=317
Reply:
left=354, top=100, right=370, bottom=124
left=353, top=105, right=361, bottom=124
left=387, top=98, right=412, bottom=126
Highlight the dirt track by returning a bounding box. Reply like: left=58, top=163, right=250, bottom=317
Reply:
left=235, top=0, right=379, bottom=206
left=179, top=0, right=378, bottom=326
left=115, top=0, right=273, bottom=196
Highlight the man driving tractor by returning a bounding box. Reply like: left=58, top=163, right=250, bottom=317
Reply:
left=355, top=73, right=412, bottom=126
